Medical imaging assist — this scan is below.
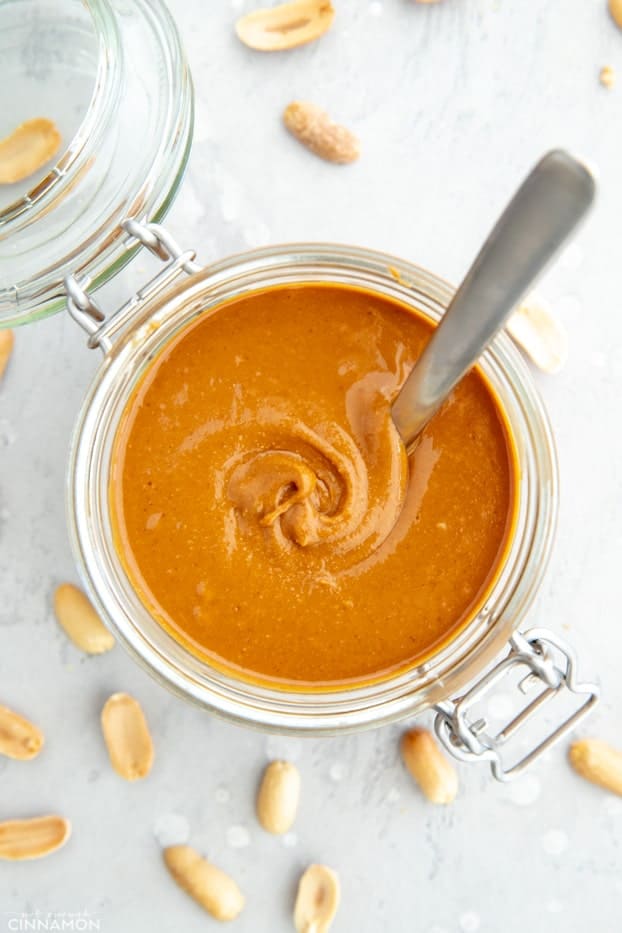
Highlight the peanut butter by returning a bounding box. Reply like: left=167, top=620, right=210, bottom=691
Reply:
left=111, top=284, right=516, bottom=687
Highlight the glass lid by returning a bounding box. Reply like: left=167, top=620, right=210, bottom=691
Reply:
left=0, top=0, right=193, bottom=328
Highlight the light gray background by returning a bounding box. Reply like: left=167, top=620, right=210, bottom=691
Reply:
left=2, top=1, right=621, bottom=930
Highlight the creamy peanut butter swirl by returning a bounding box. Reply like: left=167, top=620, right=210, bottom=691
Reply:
left=224, top=372, right=408, bottom=572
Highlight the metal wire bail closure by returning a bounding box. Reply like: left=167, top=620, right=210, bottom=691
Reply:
left=64, top=218, right=202, bottom=353
left=434, top=628, right=599, bottom=781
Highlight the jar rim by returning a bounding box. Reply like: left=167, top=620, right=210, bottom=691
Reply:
left=67, top=243, right=559, bottom=734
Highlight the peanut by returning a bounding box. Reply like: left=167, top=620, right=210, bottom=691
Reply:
left=0, top=330, right=14, bottom=382
left=283, top=102, right=360, bottom=164
left=53, top=583, right=115, bottom=654
left=164, top=845, right=245, bottom=921
left=0, top=816, right=70, bottom=860
left=609, top=0, right=622, bottom=29
left=100, top=693, right=154, bottom=781
left=0, top=705, right=44, bottom=760
left=235, top=0, right=334, bottom=51
left=600, top=65, right=616, bottom=88
left=506, top=295, right=568, bottom=374
left=256, top=760, right=301, bottom=834
left=400, top=727, right=458, bottom=804
left=294, top=864, right=340, bottom=933
left=0, top=118, right=61, bottom=185
left=569, top=738, right=622, bottom=796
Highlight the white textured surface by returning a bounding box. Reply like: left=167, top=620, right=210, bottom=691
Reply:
left=1, top=1, right=621, bottom=929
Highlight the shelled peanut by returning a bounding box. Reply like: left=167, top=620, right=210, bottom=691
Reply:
left=164, top=845, right=245, bottom=921
left=257, top=760, right=301, bottom=834
left=0, top=330, right=14, bottom=381
left=101, top=693, right=154, bottom=781
left=0, top=118, right=61, bottom=185
left=294, top=864, right=340, bottom=933
left=609, top=0, right=622, bottom=30
left=569, top=738, right=622, bottom=796
left=0, top=705, right=44, bottom=760
left=283, top=102, right=360, bottom=164
left=235, top=0, right=334, bottom=51
left=0, top=816, right=71, bottom=861
left=53, top=583, right=115, bottom=654
left=401, top=727, right=458, bottom=804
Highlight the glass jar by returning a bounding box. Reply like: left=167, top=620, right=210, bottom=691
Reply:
left=0, top=0, right=192, bottom=326
left=65, top=233, right=599, bottom=779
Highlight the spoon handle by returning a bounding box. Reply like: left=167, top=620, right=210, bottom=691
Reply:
left=391, top=150, right=596, bottom=450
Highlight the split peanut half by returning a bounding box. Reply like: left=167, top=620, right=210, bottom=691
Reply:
left=283, top=101, right=360, bottom=164
left=164, top=845, right=245, bottom=921
left=100, top=692, right=154, bottom=781
left=0, top=330, right=14, bottom=382
left=506, top=296, right=568, bottom=374
left=0, top=816, right=71, bottom=860
left=294, top=864, right=340, bottom=933
left=609, top=0, right=622, bottom=30
left=0, top=705, right=44, bottom=760
left=400, top=727, right=458, bottom=804
left=54, top=583, right=115, bottom=654
left=0, top=118, right=61, bottom=185
left=257, top=759, right=301, bottom=834
left=236, top=0, right=335, bottom=51
left=569, top=738, right=622, bottom=796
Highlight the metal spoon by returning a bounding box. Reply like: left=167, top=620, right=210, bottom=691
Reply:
left=391, top=150, right=596, bottom=451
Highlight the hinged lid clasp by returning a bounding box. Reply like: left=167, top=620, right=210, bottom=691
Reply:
left=434, top=627, right=599, bottom=781
left=64, top=219, right=202, bottom=353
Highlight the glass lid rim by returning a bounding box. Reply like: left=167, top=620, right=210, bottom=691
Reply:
left=0, top=0, right=194, bottom=330
left=0, top=0, right=123, bottom=231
